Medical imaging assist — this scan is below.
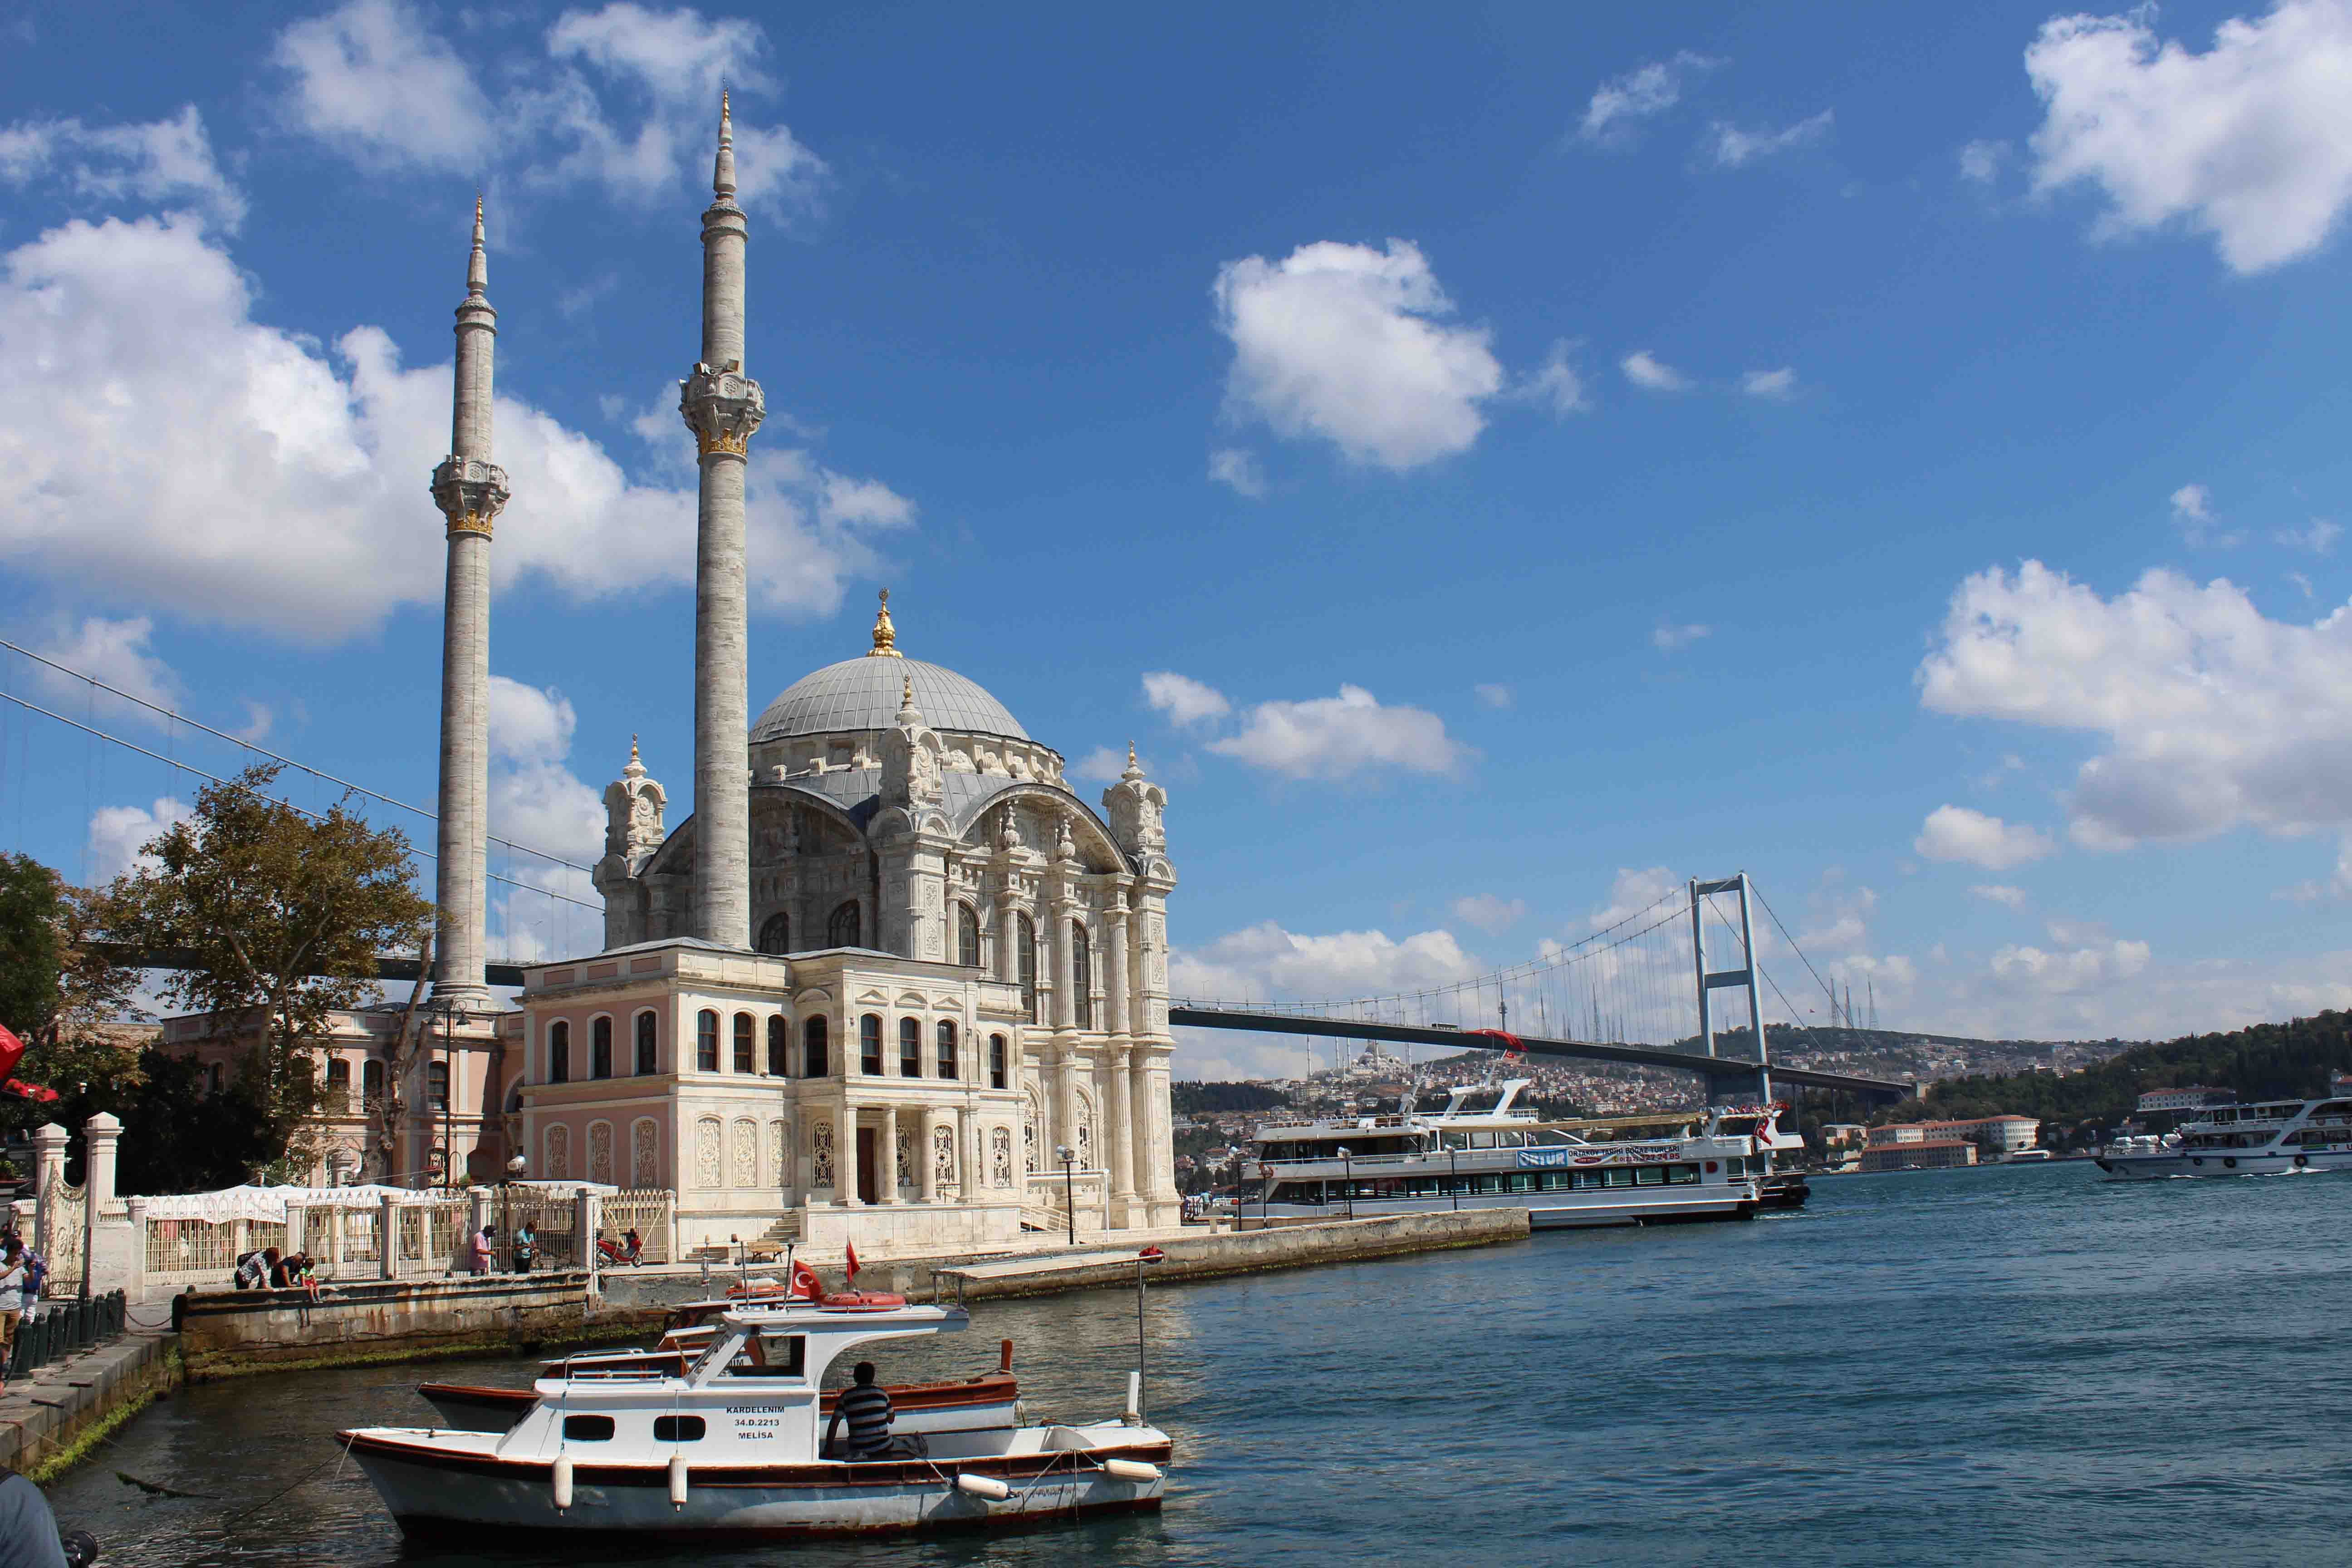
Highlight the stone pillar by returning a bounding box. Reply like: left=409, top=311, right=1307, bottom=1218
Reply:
left=917, top=1112, right=938, bottom=1204
left=468, top=1189, right=491, bottom=1271
left=576, top=1188, right=600, bottom=1281
left=681, top=95, right=763, bottom=948
left=836, top=1098, right=859, bottom=1206
left=1052, top=904, right=1075, bottom=1032
left=1053, top=1048, right=1078, bottom=1168
left=1142, top=1049, right=1177, bottom=1205
left=880, top=1105, right=902, bottom=1205
left=955, top=1106, right=973, bottom=1203
left=29, top=1123, right=65, bottom=1267
left=1107, top=1046, right=1136, bottom=1218
left=284, top=1204, right=307, bottom=1262
left=1105, top=900, right=1132, bottom=1039
left=82, top=1111, right=121, bottom=1212
left=430, top=199, right=507, bottom=1004
left=379, top=1194, right=399, bottom=1281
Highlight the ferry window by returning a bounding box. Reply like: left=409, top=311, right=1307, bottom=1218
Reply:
left=988, top=1034, right=1007, bottom=1089
left=1507, top=1173, right=1534, bottom=1194
left=1572, top=1171, right=1599, bottom=1191
left=653, top=1416, right=706, bottom=1442
left=562, top=1416, right=616, bottom=1441
left=1636, top=1166, right=1665, bottom=1186
left=804, top=1016, right=829, bottom=1077
left=734, top=1013, right=755, bottom=1073
left=860, top=1015, right=883, bottom=1075
left=1603, top=1168, right=1634, bottom=1188
left=1667, top=1165, right=1700, bottom=1185
left=767, top=1016, right=789, bottom=1077
left=696, top=1010, right=719, bottom=1073
left=635, top=1012, right=657, bottom=1075
left=899, top=1017, right=921, bottom=1077
left=937, top=1020, right=957, bottom=1078
left=1473, top=1174, right=1502, bottom=1195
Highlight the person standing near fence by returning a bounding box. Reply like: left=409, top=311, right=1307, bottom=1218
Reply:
left=0, top=1240, right=25, bottom=1384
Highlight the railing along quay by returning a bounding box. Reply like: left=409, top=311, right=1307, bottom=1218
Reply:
left=6, top=1291, right=128, bottom=1379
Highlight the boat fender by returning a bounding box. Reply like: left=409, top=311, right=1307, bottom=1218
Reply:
left=956, top=1473, right=1011, bottom=1501
left=551, top=1454, right=574, bottom=1512
left=2294, top=1154, right=2309, bottom=1167
left=668, top=1454, right=689, bottom=1510
left=1103, top=1459, right=1160, bottom=1482
left=2223, top=1157, right=2237, bottom=1169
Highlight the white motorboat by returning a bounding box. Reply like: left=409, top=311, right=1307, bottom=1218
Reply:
left=1241, top=1079, right=1780, bottom=1227
left=2096, top=1095, right=2352, bottom=1179
left=343, top=1298, right=1171, bottom=1542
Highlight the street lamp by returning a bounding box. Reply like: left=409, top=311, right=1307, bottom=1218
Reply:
left=1336, top=1146, right=1352, bottom=1220
left=500, top=1153, right=525, bottom=1274
left=1055, top=1144, right=1077, bottom=1245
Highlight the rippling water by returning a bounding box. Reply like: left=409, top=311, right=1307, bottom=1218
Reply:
left=45, top=1162, right=2352, bottom=1566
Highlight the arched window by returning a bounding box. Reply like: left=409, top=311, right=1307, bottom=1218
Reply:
left=634, top=1011, right=657, bottom=1075
left=1071, top=922, right=1093, bottom=1029
left=757, top=912, right=790, bottom=956
left=828, top=901, right=861, bottom=948
left=957, top=904, right=980, bottom=968
left=696, top=1009, right=720, bottom=1073
left=804, top=1015, right=830, bottom=1078
left=591, top=1016, right=613, bottom=1079
left=859, top=1014, right=883, bottom=1075
left=988, top=1034, right=1008, bottom=1090
left=326, top=1058, right=352, bottom=1112
left=550, top=1021, right=571, bottom=1084
left=767, top=1016, right=789, bottom=1076
left=427, top=1060, right=449, bottom=1110
left=937, top=1020, right=958, bottom=1079
left=1017, top=912, right=1037, bottom=1024
left=733, top=1013, right=755, bottom=1074
left=899, top=1017, right=920, bottom=1077
left=362, top=1058, right=386, bottom=1108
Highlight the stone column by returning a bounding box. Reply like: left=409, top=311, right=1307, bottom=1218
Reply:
left=1104, top=899, right=1132, bottom=1039
left=1053, top=1047, right=1078, bottom=1167
left=834, top=1098, right=857, bottom=1207
left=82, top=1111, right=121, bottom=1212
left=1107, top=1045, right=1136, bottom=1220
left=379, top=1194, right=400, bottom=1282
left=1130, top=1051, right=1157, bottom=1207
left=917, top=1112, right=938, bottom=1204
left=1052, top=903, right=1075, bottom=1032
left=430, top=199, right=507, bottom=1004
left=880, top=1105, right=902, bottom=1205
left=681, top=94, right=763, bottom=947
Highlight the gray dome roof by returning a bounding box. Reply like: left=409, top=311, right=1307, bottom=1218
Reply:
left=751, top=656, right=1029, bottom=743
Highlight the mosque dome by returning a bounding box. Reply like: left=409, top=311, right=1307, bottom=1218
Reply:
left=750, top=592, right=1029, bottom=743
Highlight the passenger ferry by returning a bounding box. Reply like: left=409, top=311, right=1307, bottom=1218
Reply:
left=344, top=1298, right=1169, bottom=1542
left=1241, top=1079, right=1789, bottom=1228
left=2096, top=1095, right=2352, bottom=1179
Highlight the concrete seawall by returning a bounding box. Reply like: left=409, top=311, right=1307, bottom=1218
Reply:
left=175, top=1272, right=592, bottom=1379
left=0, top=1332, right=178, bottom=1481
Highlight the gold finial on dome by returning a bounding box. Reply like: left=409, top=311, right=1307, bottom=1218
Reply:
left=623, top=733, right=647, bottom=780
left=867, top=588, right=902, bottom=657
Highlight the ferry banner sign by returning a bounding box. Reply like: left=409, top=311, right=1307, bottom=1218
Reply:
left=1519, top=1146, right=1682, bottom=1170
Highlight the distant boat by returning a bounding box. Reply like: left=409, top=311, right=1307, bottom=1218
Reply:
left=2004, top=1148, right=2054, bottom=1163
left=2096, top=1095, right=2352, bottom=1179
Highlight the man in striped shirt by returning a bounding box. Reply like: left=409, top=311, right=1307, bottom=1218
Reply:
left=824, top=1362, right=896, bottom=1460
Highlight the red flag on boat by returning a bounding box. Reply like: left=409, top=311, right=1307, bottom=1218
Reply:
left=0, top=1022, right=24, bottom=1080
left=844, top=1241, right=861, bottom=1285
left=789, top=1259, right=823, bottom=1301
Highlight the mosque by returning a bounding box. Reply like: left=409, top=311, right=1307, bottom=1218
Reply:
left=399, top=97, right=1181, bottom=1252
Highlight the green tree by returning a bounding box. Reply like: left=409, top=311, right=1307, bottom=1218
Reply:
left=0, top=852, right=64, bottom=1042
left=100, top=763, right=431, bottom=1181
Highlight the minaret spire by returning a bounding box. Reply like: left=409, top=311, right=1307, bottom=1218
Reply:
left=680, top=92, right=763, bottom=946
left=429, top=196, right=510, bottom=1003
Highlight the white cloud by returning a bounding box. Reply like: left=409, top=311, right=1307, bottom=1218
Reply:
left=1708, top=110, right=1833, bottom=168
left=32, top=616, right=176, bottom=710
left=1212, top=239, right=1503, bottom=470
left=1171, top=920, right=1485, bottom=1006
left=1579, top=52, right=1725, bottom=144
left=0, top=211, right=910, bottom=641
left=1523, top=339, right=1591, bottom=416
left=1207, top=447, right=1265, bottom=498
left=1620, top=349, right=1688, bottom=392
left=1918, top=561, right=2352, bottom=858
left=1989, top=937, right=2151, bottom=994
left=1473, top=682, right=1513, bottom=710
left=0, top=105, right=245, bottom=231
left=1914, top=804, right=2057, bottom=869
left=1072, top=745, right=1147, bottom=784
left=2024, top=0, right=2352, bottom=273
left=1450, top=894, right=1526, bottom=934
left=1741, top=367, right=1796, bottom=399
left=486, top=676, right=605, bottom=872
left=1588, top=866, right=1679, bottom=929
left=1959, top=138, right=2011, bottom=185
left=1207, top=685, right=1465, bottom=781
left=1652, top=620, right=1710, bottom=651
left=1970, top=883, right=2029, bottom=906
left=87, top=795, right=193, bottom=884
left=274, top=0, right=825, bottom=214
left=2170, top=482, right=2238, bottom=546
left=2278, top=517, right=2341, bottom=555
left=1142, top=671, right=1231, bottom=729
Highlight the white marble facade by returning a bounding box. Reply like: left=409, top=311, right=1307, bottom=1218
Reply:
left=528, top=601, right=1181, bottom=1252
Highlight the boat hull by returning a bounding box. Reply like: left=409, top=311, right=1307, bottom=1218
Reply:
left=2097, top=1148, right=2352, bottom=1179
left=420, top=1372, right=1019, bottom=1437
left=347, top=1433, right=1168, bottom=1539
left=1251, top=1190, right=1757, bottom=1228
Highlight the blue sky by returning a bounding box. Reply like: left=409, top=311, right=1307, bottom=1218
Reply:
left=3, top=1, right=2350, bottom=1076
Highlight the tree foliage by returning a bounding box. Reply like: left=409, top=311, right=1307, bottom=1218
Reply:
left=0, top=853, right=64, bottom=1041
left=100, top=763, right=431, bottom=1181
left=1171, top=1081, right=1293, bottom=1115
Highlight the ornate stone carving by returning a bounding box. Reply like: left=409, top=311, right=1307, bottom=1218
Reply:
left=1022, top=1087, right=1040, bottom=1174
left=1054, top=816, right=1076, bottom=862
left=812, top=1119, right=835, bottom=1187
left=601, top=738, right=667, bottom=867
left=695, top=1118, right=722, bottom=1188
left=588, top=1121, right=613, bottom=1185
left=733, top=1117, right=758, bottom=1187
left=991, top=1127, right=1014, bottom=1187
left=895, top=1126, right=912, bottom=1187
left=679, top=361, right=765, bottom=457
left=632, top=1119, right=658, bottom=1188
left=1102, top=744, right=1169, bottom=856
left=431, top=454, right=510, bottom=537
left=933, top=1124, right=954, bottom=1190
left=546, top=1124, right=571, bottom=1181
left=771, top=1120, right=790, bottom=1189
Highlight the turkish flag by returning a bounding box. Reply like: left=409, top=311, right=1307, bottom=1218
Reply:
left=0, top=1022, right=24, bottom=1081
left=844, top=1241, right=861, bottom=1286
left=789, top=1259, right=823, bottom=1301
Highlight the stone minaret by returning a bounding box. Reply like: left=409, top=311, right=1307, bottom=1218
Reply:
left=428, top=197, right=508, bottom=1003
left=680, top=92, right=764, bottom=946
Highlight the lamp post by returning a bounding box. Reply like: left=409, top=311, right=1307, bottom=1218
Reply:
left=425, top=996, right=473, bottom=1193
left=1055, top=1144, right=1076, bottom=1245
left=1336, top=1146, right=1352, bottom=1220
left=501, top=1153, right=524, bottom=1273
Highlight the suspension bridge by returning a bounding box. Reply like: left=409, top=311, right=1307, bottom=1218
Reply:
left=2, top=638, right=1911, bottom=1105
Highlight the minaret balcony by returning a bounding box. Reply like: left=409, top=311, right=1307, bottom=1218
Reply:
left=431, top=456, right=510, bottom=536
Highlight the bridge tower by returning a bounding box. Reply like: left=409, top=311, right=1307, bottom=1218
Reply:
left=1689, top=873, right=1772, bottom=1106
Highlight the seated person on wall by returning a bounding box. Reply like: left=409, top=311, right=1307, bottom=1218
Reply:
left=823, top=1362, right=897, bottom=1460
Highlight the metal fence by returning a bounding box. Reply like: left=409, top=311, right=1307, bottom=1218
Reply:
left=492, top=1190, right=581, bottom=1271
left=599, top=1190, right=675, bottom=1265
left=142, top=1218, right=287, bottom=1290
left=6, top=1291, right=126, bottom=1379
left=38, top=1178, right=85, bottom=1301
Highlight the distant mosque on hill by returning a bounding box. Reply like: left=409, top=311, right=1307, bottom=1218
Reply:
left=168, top=96, right=1181, bottom=1254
